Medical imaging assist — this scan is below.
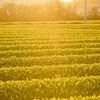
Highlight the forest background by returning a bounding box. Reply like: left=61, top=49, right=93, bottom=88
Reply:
left=0, top=0, right=100, bottom=22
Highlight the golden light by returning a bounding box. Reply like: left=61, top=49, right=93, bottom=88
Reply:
left=60, top=0, right=73, bottom=2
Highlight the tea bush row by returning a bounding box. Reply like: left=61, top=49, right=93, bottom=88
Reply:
left=0, top=76, right=100, bottom=100
left=0, top=63, right=100, bottom=81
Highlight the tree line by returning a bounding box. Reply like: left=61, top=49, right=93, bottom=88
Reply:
left=0, top=0, right=100, bottom=22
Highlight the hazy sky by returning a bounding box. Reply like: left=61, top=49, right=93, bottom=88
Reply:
left=1, top=0, right=54, bottom=4
left=1, top=0, right=74, bottom=5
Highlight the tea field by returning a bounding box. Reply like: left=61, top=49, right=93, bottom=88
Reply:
left=0, top=22, right=100, bottom=100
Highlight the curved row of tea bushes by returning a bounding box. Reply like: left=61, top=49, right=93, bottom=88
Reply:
left=0, top=63, right=100, bottom=81
left=0, top=43, right=100, bottom=51
left=0, top=48, right=100, bottom=58
left=0, top=76, right=100, bottom=100
left=0, top=54, right=100, bottom=67
left=33, top=96, right=100, bottom=100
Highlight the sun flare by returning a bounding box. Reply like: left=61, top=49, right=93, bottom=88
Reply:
left=60, top=0, right=73, bottom=2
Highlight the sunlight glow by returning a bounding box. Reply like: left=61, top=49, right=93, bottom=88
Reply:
left=60, top=0, right=73, bottom=2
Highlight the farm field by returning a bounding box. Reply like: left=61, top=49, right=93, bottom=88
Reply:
left=0, top=22, right=100, bottom=100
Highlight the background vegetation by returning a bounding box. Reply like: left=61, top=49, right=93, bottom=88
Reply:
left=0, top=0, right=100, bottom=21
